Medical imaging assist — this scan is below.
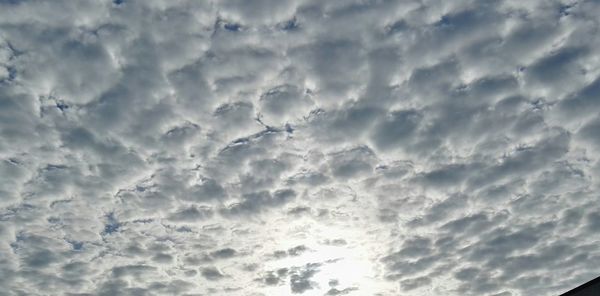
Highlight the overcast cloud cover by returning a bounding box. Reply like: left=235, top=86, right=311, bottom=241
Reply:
left=1, top=0, right=600, bottom=295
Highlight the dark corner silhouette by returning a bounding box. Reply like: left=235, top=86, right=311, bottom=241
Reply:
left=560, top=276, right=600, bottom=296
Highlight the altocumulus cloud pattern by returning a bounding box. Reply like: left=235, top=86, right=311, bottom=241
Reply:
left=0, top=0, right=599, bottom=295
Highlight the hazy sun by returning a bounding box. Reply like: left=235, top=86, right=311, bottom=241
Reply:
left=261, top=218, right=385, bottom=295
left=314, top=245, right=372, bottom=283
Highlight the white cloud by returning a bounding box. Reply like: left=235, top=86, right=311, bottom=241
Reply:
left=1, top=0, right=599, bottom=295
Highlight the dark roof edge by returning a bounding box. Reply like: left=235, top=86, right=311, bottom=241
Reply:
left=559, top=275, right=600, bottom=295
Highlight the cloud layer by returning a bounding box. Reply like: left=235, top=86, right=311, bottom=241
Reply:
left=1, top=0, right=600, bottom=295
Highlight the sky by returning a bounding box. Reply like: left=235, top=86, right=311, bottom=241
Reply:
left=0, top=0, right=599, bottom=295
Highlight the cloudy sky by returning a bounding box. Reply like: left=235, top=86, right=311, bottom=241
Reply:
left=1, top=0, right=600, bottom=295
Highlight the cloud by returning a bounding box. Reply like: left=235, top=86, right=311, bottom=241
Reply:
left=210, top=247, right=237, bottom=260
left=201, top=267, right=225, bottom=281
left=289, top=263, right=321, bottom=294
left=1, top=0, right=600, bottom=295
left=400, top=276, right=432, bottom=291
